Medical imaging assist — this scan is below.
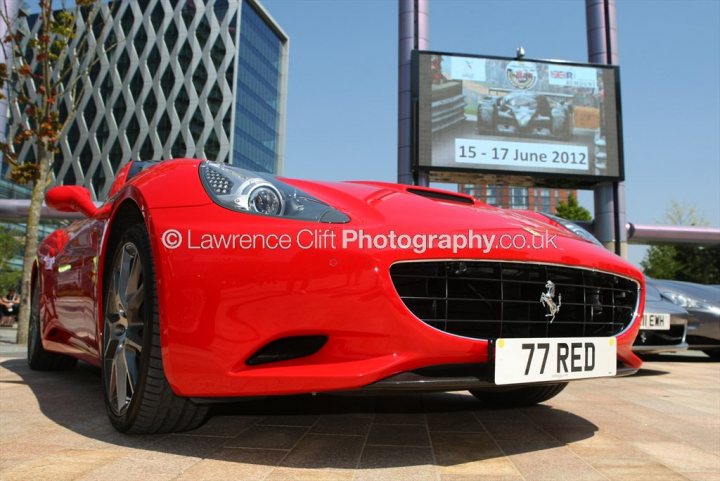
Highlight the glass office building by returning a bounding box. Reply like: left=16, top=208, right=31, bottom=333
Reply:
left=4, top=0, right=288, bottom=200
left=234, top=3, right=284, bottom=173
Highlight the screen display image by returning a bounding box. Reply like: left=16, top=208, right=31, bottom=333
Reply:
left=416, top=52, right=623, bottom=182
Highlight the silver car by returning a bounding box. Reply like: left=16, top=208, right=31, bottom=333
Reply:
left=634, top=281, right=689, bottom=354
left=651, top=279, right=720, bottom=359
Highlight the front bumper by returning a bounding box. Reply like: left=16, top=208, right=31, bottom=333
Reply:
left=633, top=317, right=688, bottom=354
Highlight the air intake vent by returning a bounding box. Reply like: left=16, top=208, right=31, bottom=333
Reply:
left=391, top=261, right=639, bottom=340
left=406, top=188, right=475, bottom=205
left=245, top=335, right=328, bottom=366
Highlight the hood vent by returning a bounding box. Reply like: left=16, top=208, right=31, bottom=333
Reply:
left=407, top=188, right=475, bottom=205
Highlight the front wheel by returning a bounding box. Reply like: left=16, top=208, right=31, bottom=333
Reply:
left=102, top=224, right=208, bottom=433
left=470, top=383, right=568, bottom=407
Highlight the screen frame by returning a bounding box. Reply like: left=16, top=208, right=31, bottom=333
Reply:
left=412, top=50, right=626, bottom=187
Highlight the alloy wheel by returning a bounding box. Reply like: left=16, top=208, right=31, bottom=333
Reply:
left=103, top=242, right=146, bottom=415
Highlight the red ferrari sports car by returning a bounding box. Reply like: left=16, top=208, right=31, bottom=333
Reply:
left=31, top=159, right=645, bottom=433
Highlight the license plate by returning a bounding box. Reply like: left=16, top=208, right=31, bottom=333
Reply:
left=641, top=313, right=670, bottom=330
left=494, top=337, right=617, bottom=385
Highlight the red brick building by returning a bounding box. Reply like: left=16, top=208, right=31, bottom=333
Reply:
left=459, top=184, right=576, bottom=214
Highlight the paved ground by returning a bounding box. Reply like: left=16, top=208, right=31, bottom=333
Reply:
left=1, top=326, right=719, bottom=481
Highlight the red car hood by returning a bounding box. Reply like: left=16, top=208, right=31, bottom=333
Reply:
left=123, top=160, right=641, bottom=282
left=281, top=177, right=642, bottom=281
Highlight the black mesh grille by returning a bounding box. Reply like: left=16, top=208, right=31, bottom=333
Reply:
left=391, top=261, right=639, bottom=339
left=201, top=163, right=234, bottom=195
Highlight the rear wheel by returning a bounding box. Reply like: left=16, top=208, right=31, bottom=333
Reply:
left=470, top=383, right=568, bottom=407
left=102, top=224, right=208, bottom=433
left=27, top=281, right=77, bottom=370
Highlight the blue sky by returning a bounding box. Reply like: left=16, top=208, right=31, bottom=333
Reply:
left=263, top=0, right=720, bottom=266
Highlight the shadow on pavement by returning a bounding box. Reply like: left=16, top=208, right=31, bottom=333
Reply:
left=1, top=356, right=600, bottom=468
left=640, top=351, right=718, bottom=363
left=631, top=367, right=670, bottom=377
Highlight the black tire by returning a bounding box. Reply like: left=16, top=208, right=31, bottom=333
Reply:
left=102, top=224, right=208, bottom=433
left=470, top=382, right=568, bottom=407
left=27, top=281, right=78, bottom=371
left=702, top=350, right=720, bottom=360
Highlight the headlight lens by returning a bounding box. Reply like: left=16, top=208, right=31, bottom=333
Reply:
left=246, top=184, right=283, bottom=215
left=543, top=214, right=603, bottom=247
left=200, top=161, right=350, bottom=223
left=659, top=289, right=720, bottom=313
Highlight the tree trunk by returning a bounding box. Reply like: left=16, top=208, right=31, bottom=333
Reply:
left=16, top=144, right=52, bottom=345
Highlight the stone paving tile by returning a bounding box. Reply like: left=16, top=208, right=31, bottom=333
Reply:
left=183, top=415, right=260, bottom=438
left=589, top=457, right=695, bottom=481
left=505, top=444, right=607, bottom=481
left=483, top=420, right=563, bottom=446
left=630, top=441, right=720, bottom=473
left=366, top=423, right=430, bottom=447
left=564, top=432, right=649, bottom=461
left=439, top=475, right=525, bottom=481
left=355, top=445, right=436, bottom=481
left=174, top=447, right=286, bottom=481
left=372, top=412, right=426, bottom=425
left=257, top=414, right=320, bottom=427
left=223, top=425, right=308, bottom=450
left=77, top=453, right=198, bottom=481
left=427, top=411, right=485, bottom=433
left=680, top=472, right=720, bottom=481
left=280, top=433, right=365, bottom=469
left=1, top=449, right=126, bottom=481
left=430, top=432, right=518, bottom=477
left=473, top=407, right=531, bottom=423
left=266, top=467, right=355, bottom=481
left=310, top=414, right=373, bottom=436
left=141, top=433, right=230, bottom=459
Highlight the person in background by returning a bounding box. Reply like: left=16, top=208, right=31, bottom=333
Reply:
left=1, top=288, right=20, bottom=327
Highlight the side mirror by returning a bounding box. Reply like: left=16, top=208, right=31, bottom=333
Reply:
left=45, top=186, right=98, bottom=218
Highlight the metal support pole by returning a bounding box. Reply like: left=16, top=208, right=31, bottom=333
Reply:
left=398, top=0, right=428, bottom=186
left=586, top=0, right=627, bottom=257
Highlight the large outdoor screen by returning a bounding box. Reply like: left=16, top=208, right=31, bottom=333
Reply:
left=416, top=51, right=624, bottom=183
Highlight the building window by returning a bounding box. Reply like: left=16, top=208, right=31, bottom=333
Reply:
left=540, top=188, right=551, bottom=213
left=486, top=185, right=498, bottom=206
left=509, top=187, right=528, bottom=209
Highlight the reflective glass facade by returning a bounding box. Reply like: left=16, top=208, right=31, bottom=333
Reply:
left=4, top=0, right=286, bottom=200
left=233, top=0, right=284, bottom=173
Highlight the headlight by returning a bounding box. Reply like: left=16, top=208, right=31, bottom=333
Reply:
left=199, top=161, right=350, bottom=223
left=659, top=290, right=720, bottom=313
left=543, top=214, right=603, bottom=247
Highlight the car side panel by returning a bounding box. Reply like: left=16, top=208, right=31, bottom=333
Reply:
left=39, top=219, right=105, bottom=365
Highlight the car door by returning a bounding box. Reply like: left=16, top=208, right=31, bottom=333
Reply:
left=54, top=219, right=104, bottom=358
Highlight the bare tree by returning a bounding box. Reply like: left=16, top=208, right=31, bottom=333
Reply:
left=0, top=0, right=107, bottom=344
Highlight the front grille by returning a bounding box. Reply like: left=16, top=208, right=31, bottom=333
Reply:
left=391, top=261, right=639, bottom=339
left=635, top=324, right=685, bottom=346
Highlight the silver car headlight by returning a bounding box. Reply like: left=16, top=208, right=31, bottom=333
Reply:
left=543, top=214, right=603, bottom=247
left=199, top=161, right=349, bottom=223
left=659, top=289, right=720, bottom=313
